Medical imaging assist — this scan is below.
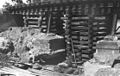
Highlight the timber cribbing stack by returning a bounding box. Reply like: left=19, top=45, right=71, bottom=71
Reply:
left=8, top=0, right=120, bottom=64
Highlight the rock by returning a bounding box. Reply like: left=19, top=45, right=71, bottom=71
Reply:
left=73, top=69, right=79, bottom=75
left=64, top=67, right=75, bottom=74
left=64, top=59, right=72, bottom=67
left=58, top=62, right=69, bottom=68
left=32, top=63, right=42, bottom=70
left=54, top=66, right=61, bottom=72
left=72, top=64, right=77, bottom=68
left=0, top=37, right=14, bottom=54
left=73, top=67, right=83, bottom=75
left=54, top=66, right=65, bottom=73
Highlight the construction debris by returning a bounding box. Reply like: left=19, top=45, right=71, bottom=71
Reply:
left=0, top=37, right=14, bottom=54
left=54, top=60, right=83, bottom=75
left=83, top=35, right=120, bottom=76
left=1, top=27, right=120, bottom=76
left=0, top=27, right=65, bottom=63
left=0, top=27, right=65, bottom=69
left=94, top=35, right=120, bottom=65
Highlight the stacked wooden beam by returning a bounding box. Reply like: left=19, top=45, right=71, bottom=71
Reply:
left=92, top=15, right=112, bottom=51
left=71, top=15, right=92, bottom=63
left=49, top=7, right=64, bottom=35
left=61, top=3, right=114, bottom=64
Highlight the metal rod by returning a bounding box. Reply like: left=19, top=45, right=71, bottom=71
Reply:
left=71, top=38, right=77, bottom=65
left=112, top=14, right=117, bottom=35
left=47, top=13, right=52, bottom=34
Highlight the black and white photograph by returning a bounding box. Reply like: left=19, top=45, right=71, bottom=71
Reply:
left=0, top=0, right=119, bottom=76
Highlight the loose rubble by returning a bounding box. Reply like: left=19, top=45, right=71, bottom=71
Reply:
left=83, top=35, right=120, bottom=76
left=1, top=27, right=120, bottom=76
left=54, top=60, right=84, bottom=75
left=0, top=27, right=65, bottom=66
